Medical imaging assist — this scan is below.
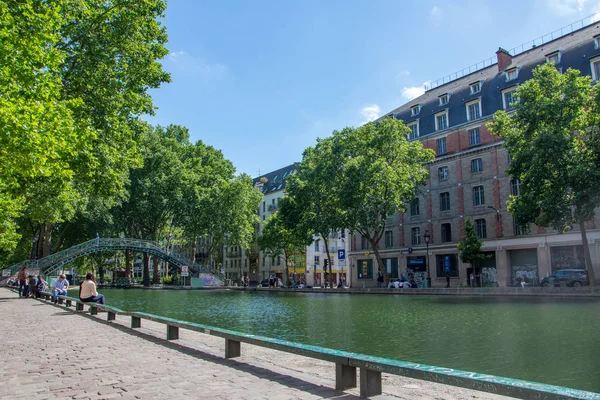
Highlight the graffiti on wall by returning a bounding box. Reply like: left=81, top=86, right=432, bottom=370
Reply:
left=481, top=267, right=497, bottom=286
left=511, top=265, right=538, bottom=286
left=191, top=273, right=222, bottom=287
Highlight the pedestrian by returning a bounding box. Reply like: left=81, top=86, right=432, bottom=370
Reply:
left=95, top=233, right=100, bottom=245
left=446, top=274, right=451, bottom=288
left=245, top=276, right=250, bottom=287
left=17, top=266, right=27, bottom=298
left=377, top=270, right=384, bottom=288
left=79, top=272, right=105, bottom=305
left=52, top=274, right=70, bottom=304
left=400, top=274, right=407, bottom=282
left=28, top=275, right=39, bottom=298
left=470, top=273, right=475, bottom=287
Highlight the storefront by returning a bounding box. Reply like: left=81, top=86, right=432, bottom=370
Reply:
left=406, top=256, right=426, bottom=284
left=509, top=248, right=538, bottom=286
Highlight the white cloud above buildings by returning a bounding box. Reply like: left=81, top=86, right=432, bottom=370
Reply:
left=544, top=0, right=600, bottom=15
left=360, top=104, right=381, bottom=123
left=401, top=86, right=425, bottom=101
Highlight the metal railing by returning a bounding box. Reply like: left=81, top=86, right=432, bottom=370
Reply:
left=424, top=13, right=600, bottom=91
left=1, top=238, right=224, bottom=281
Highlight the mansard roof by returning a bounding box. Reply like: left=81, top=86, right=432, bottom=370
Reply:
left=253, top=163, right=299, bottom=194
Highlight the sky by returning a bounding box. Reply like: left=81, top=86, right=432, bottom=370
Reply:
left=148, top=0, right=600, bottom=177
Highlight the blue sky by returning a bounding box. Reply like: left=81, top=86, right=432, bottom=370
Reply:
left=148, top=0, right=600, bottom=177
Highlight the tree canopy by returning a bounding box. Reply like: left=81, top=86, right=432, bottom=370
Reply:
left=488, top=63, right=600, bottom=286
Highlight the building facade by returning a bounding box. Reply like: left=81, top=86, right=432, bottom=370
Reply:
left=349, top=20, right=600, bottom=288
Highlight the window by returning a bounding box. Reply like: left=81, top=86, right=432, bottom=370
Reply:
left=438, top=166, right=449, bottom=181
left=502, top=89, right=516, bottom=110
left=263, top=201, right=265, bottom=213
left=361, top=236, right=369, bottom=250
left=383, top=258, right=399, bottom=278
left=436, top=254, right=458, bottom=277
left=314, top=240, right=320, bottom=251
left=387, top=114, right=395, bottom=119
left=436, top=137, right=447, bottom=155
left=262, top=256, right=265, bottom=267
left=467, top=100, right=481, bottom=121
left=412, top=227, right=421, bottom=245
left=385, top=230, right=393, bottom=248
left=473, top=186, right=485, bottom=206
left=440, top=192, right=450, bottom=211
left=591, top=57, right=600, bottom=81
left=439, top=93, right=449, bottom=105
left=470, top=81, right=481, bottom=94
left=506, top=67, right=518, bottom=81
left=314, top=255, right=320, bottom=266
left=471, top=158, right=483, bottom=173
left=595, top=35, right=600, bottom=50
left=514, top=221, right=524, bottom=236
left=411, top=105, right=421, bottom=116
left=441, top=223, right=452, bottom=242
left=475, top=218, right=487, bottom=239
left=469, top=127, right=480, bottom=146
left=408, top=121, right=419, bottom=140
left=358, top=259, right=373, bottom=279
left=546, top=51, right=561, bottom=64
left=510, top=179, right=521, bottom=196
left=410, top=198, right=420, bottom=216
left=435, top=111, right=448, bottom=131
left=277, top=256, right=281, bottom=266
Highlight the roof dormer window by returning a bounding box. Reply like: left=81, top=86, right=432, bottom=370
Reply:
left=411, top=105, right=421, bottom=116
left=594, top=35, right=600, bottom=50
left=506, top=67, right=519, bottom=82
left=546, top=51, right=561, bottom=64
left=470, top=81, right=481, bottom=94
left=439, top=93, right=449, bottom=106
left=387, top=114, right=395, bottom=119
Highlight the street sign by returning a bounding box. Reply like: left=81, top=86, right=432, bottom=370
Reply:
left=338, top=259, right=346, bottom=266
left=337, top=249, right=346, bottom=260
left=181, top=265, right=189, bottom=277
left=408, top=247, right=413, bottom=254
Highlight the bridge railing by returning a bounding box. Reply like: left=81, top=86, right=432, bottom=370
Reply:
left=30, top=288, right=600, bottom=400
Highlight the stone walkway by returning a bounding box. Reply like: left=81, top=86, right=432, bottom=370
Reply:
left=0, top=288, right=510, bottom=399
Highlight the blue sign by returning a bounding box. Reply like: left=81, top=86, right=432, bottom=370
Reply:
left=408, top=247, right=413, bottom=254
left=338, top=249, right=346, bottom=260
left=444, top=255, right=451, bottom=272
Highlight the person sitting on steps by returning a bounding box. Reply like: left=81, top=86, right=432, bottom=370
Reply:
left=79, top=272, right=105, bottom=305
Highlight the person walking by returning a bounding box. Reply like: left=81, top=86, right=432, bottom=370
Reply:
left=52, top=274, right=69, bottom=303
left=446, top=274, right=451, bottom=288
left=17, top=266, right=27, bottom=298
left=79, top=272, right=105, bottom=305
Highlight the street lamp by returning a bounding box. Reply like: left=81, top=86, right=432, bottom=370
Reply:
left=424, top=229, right=431, bottom=288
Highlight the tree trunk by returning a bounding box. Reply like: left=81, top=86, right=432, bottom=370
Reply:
left=368, top=237, right=388, bottom=285
left=125, top=250, right=132, bottom=278
left=152, top=255, right=160, bottom=284
left=579, top=218, right=597, bottom=287
left=322, top=234, right=333, bottom=288
left=143, top=253, right=150, bottom=287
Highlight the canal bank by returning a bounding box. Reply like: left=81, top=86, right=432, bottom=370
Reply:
left=0, top=287, right=516, bottom=400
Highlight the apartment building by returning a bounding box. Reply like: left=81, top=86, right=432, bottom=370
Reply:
left=349, top=19, right=600, bottom=288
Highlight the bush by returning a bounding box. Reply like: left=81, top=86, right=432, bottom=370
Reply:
left=161, top=274, right=181, bottom=286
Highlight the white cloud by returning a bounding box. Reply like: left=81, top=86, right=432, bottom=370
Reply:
left=166, top=50, right=229, bottom=79
left=401, top=86, right=425, bottom=101
left=430, top=6, right=442, bottom=23
left=360, top=104, right=381, bottom=123
left=544, top=0, right=600, bottom=15
left=398, top=70, right=410, bottom=77
left=168, top=51, right=187, bottom=62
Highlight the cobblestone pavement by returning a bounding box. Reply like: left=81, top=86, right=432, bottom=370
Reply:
left=0, top=288, right=510, bottom=399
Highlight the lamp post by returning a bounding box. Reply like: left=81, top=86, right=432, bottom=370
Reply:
left=424, top=229, right=431, bottom=288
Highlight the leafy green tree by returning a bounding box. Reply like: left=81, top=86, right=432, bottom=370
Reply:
left=488, top=63, right=600, bottom=286
left=258, top=212, right=312, bottom=285
left=281, top=139, right=345, bottom=286
left=0, top=0, right=170, bottom=258
left=458, top=219, right=488, bottom=287
left=333, top=118, right=435, bottom=284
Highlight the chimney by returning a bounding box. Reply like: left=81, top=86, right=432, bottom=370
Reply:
left=496, top=47, right=512, bottom=71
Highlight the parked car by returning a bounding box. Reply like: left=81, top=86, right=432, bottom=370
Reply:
left=540, top=269, right=590, bottom=287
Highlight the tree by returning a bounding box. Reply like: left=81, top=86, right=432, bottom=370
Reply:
left=0, top=0, right=170, bottom=258
left=457, top=219, right=488, bottom=287
left=488, top=63, right=600, bottom=286
left=258, top=212, right=312, bottom=285
left=333, top=118, right=435, bottom=284
left=281, top=139, right=346, bottom=287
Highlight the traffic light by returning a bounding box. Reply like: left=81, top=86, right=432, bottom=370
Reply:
left=324, top=259, right=329, bottom=270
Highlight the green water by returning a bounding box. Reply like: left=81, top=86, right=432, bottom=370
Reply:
left=101, top=289, right=600, bottom=393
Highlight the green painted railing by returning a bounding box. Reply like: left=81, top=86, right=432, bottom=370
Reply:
left=2, top=238, right=224, bottom=283
left=30, top=287, right=600, bottom=400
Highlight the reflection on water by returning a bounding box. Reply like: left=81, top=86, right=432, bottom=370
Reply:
left=102, top=289, right=600, bottom=393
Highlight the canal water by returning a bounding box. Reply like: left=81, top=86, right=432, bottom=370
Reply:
left=101, top=289, right=600, bottom=393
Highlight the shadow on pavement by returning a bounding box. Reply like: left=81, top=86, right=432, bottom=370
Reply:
left=75, top=311, right=362, bottom=399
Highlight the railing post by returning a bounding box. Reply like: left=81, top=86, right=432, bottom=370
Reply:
left=225, top=338, right=241, bottom=358
left=90, top=306, right=98, bottom=316
left=359, top=367, right=382, bottom=398
left=76, top=302, right=84, bottom=311
left=66, top=299, right=72, bottom=307
left=335, top=364, right=356, bottom=390
left=107, top=311, right=116, bottom=321
left=131, top=316, right=141, bottom=328
left=167, top=325, right=179, bottom=340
